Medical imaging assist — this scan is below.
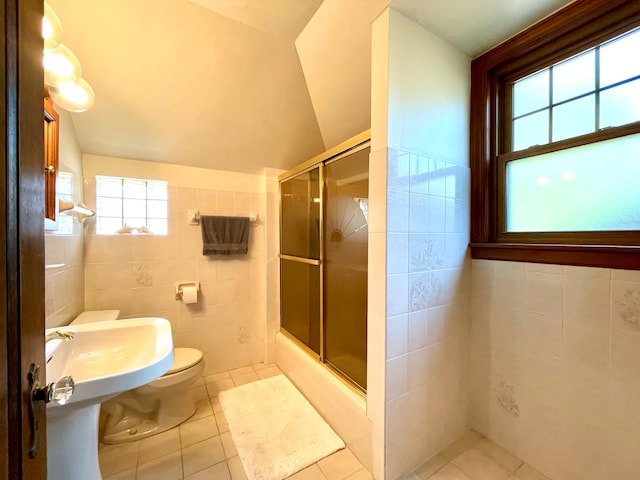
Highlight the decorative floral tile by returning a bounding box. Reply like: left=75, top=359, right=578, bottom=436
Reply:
left=495, top=379, right=520, bottom=417
left=614, top=287, right=640, bottom=332
left=133, top=264, right=153, bottom=286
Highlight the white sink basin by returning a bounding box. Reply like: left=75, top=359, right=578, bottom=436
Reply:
left=46, top=317, right=174, bottom=410
left=45, top=317, right=174, bottom=480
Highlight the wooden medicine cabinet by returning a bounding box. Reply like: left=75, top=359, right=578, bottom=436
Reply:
left=44, top=95, right=59, bottom=225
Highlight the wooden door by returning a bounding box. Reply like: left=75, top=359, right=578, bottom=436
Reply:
left=2, top=0, right=48, bottom=478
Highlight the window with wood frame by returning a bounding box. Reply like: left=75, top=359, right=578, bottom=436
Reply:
left=470, top=0, right=640, bottom=270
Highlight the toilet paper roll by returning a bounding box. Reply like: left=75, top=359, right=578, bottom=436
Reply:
left=181, top=285, right=198, bottom=304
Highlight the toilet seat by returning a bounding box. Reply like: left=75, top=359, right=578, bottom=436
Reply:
left=165, top=348, right=203, bottom=375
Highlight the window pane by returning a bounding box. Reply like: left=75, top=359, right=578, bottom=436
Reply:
left=123, top=198, right=146, bottom=218
left=123, top=179, right=147, bottom=199
left=124, top=217, right=146, bottom=229
left=506, top=133, right=640, bottom=232
left=513, top=69, right=549, bottom=117
left=553, top=50, right=595, bottom=103
left=600, top=78, right=640, bottom=128
left=96, top=177, right=122, bottom=197
left=147, top=199, right=167, bottom=219
left=513, top=110, right=549, bottom=150
left=56, top=172, right=73, bottom=195
left=600, top=28, right=640, bottom=88
left=97, top=217, right=122, bottom=234
left=96, top=176, right=168, bottom=235
left=97, top=196, right=122, bottom=217
left=552, top=95, right=595, bottom=142
left=147, top=181, right=168, bottom=200
left=147, top=219, right=167, bottom=235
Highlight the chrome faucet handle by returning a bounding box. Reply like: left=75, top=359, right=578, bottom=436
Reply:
left=45, top=329, right=75, bottom=343
left=58, top=330, right=74, bottom=340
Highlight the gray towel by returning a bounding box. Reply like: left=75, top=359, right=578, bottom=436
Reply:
left=200, top=215, right=250, bottom=255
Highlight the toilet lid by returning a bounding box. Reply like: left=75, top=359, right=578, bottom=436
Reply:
left=165, top=348, right=203, bottom=375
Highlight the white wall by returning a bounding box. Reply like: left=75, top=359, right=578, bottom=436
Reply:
left=470, top=261, right=640, bottom=480
left=371, top=8, right=471, bottom=479
left=264, top=168, right=283, bottom=363
left=81, top=155, right=273, bottom=376
left=45, top=109, right=85, bottom=329
left=296, top=0, right=389, bottom=149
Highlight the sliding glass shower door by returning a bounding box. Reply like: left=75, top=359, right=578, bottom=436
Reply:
left=279, top=138, right=369, bottom=391
left=280, top=168, right=321, bottom=354
left=323, top=148, right=369, bottom=389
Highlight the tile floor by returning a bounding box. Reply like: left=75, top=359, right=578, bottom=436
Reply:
left=99, top=363, right=372, bottom=480
left=99, top=364, right=550, bottom=480
left=402, top=430, right=552, bottom=480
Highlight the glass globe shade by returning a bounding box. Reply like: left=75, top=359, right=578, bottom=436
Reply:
left=49, top=78, right=95, bottom=112
left=43, top=43, right=81, bottom=87
left=43, top=2, right=63, bottom=52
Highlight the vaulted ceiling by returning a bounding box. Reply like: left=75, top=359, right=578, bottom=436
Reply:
left=48, top=0, right=574, bottom=174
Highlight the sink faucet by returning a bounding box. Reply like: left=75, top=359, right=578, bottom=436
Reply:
left=45, top=330, right=75, bottom=343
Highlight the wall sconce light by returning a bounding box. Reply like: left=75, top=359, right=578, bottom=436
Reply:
left=42, top=2, right=95, bottom=112
left=43, top=2, right=63, bottom=51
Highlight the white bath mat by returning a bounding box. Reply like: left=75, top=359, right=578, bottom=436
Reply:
left=219, top=374, right=345, bottom=480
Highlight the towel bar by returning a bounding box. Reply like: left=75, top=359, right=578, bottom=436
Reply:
left=188, top=210, right=258, bottom=226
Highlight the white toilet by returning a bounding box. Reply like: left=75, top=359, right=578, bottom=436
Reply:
left=70, top=310, right=205, bottom=444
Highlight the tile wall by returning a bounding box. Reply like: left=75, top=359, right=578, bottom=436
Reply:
left=470, top=261, right=640, bottom=480
left=81, top=155, right=272, bottom=376
left=45, top=109, right=85, bottom=329
left=384, top=146, right=471, bottom=478
left=371, top=9, right=472, bottom=479
left=263, top=169, right=282, bottom=363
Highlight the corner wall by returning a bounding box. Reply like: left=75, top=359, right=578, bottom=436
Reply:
left=45, top=109, right=85, bottom=329
left=371, top=8, right=471, bottom=479
left=81, top=155, right=269, bottom=376
left=470, top=261, right=640, bottom=480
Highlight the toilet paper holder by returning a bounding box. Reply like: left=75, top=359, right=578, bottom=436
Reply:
left=175, top=282, right=200, bottom=300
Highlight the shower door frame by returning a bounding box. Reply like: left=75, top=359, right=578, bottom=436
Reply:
left=278, top=130, right=370, bottom=395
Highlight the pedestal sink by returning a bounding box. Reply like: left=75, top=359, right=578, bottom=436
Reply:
left=45, top=317, right=174, bottom=480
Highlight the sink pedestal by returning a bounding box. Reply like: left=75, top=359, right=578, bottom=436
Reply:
left=44, top=317, right=174, bottom=478
left=47, top=404, right=102, bottom=480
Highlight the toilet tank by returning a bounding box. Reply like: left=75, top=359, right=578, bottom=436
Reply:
left=71, top=310, right=120, bottom=325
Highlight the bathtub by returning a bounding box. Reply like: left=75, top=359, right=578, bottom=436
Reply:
left=275, top=332, right=373, bottom=473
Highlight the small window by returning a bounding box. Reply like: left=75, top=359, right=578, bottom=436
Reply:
left=500, top=27, right=640, bottom=238
left=95, top=176, right=168, bottom=235
left=470, top=0, right=640, bottom=269
left=55, top=171, right=74, bottom=235
left=510, top=28, right=640, bottom=152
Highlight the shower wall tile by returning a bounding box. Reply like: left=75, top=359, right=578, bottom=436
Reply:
left=386, top=355, right=408, bottom=401
left=384, top=149, right=471, bottom=476
left=387, top=190, right=409, bottom=233
left=387, top=233, right=409, bottom=274
left=380, top=9, right=471, bottom=478
left=388, top=148, right=411, bottom=192
left=408, top=310, right=429, bottom=352
left=409, top=192, right=429, bottom=233
left=409, top=154, right=429, bottom=195
left=387, top=314, right=408, bottom=359
left=387, top=273, right=409, bottom=317
left=427, top=195, right=446, bottom=232
left=84, top=166, right=269, bottom=376
left=471, top=260, right=640, bottom=480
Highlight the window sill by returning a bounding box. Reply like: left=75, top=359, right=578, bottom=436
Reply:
left=470, top=242, right=640, bottom=270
